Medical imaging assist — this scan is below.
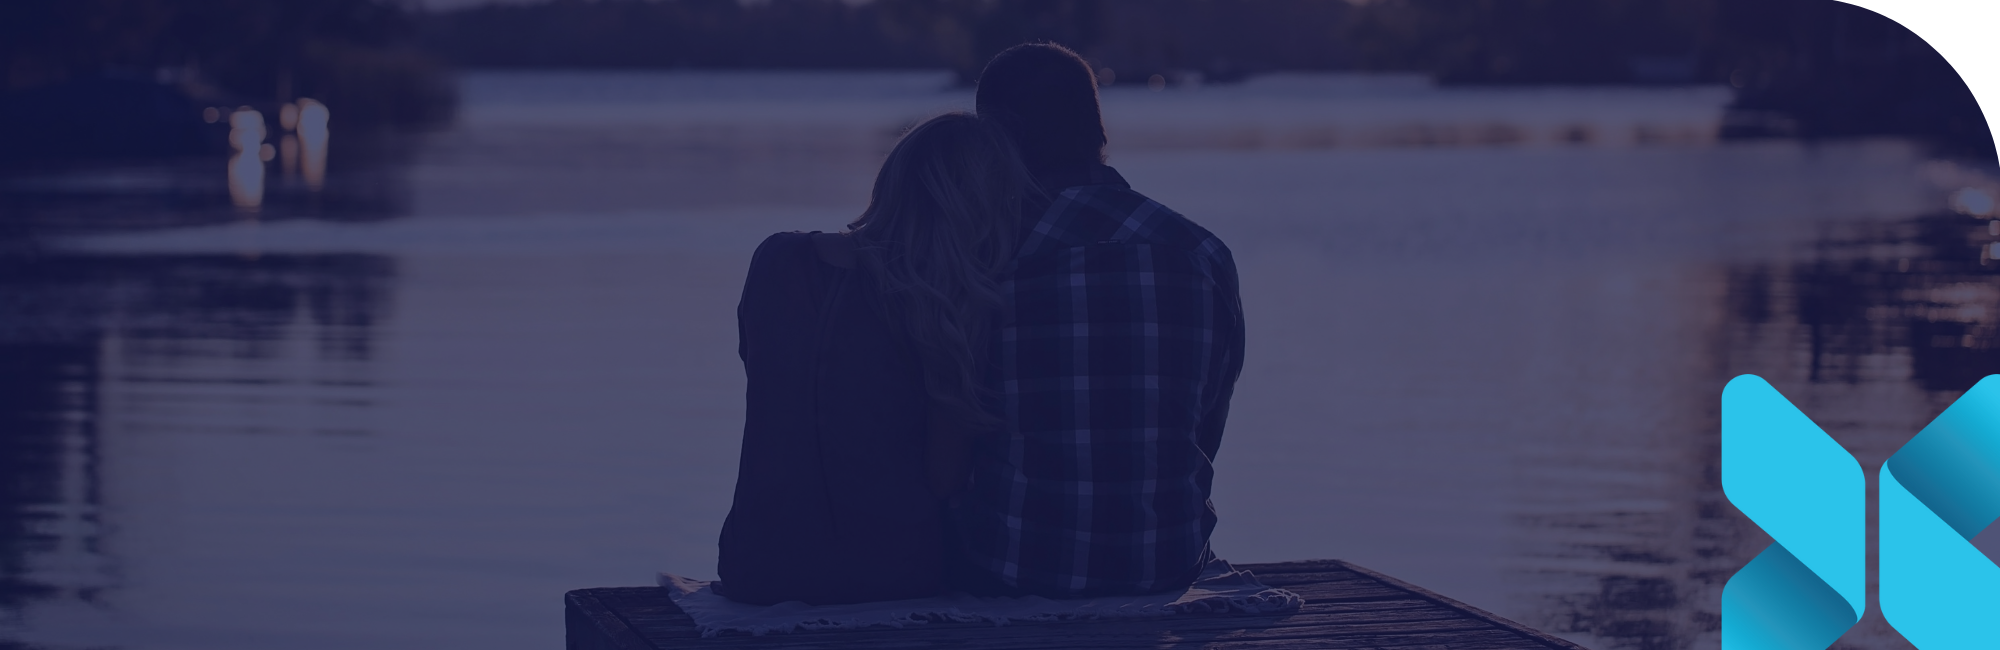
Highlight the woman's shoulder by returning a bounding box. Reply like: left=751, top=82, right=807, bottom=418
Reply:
left=746, top=231, right=819, bottom=271
left=753, top=230, right=815, bottom=255
left=750, top=230, right=858, bottom=271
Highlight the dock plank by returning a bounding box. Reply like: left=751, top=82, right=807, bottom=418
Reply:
left=1243, top=571, right=1370, bottom=587
left=640, top=608, right=1487, bottom=648
left=566, top=590, right=655, bottom=650
left=564, top=559, right=1587, bottom=650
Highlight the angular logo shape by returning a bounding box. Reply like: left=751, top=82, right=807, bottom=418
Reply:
left=1880, top=375, right=2000, bottom=649
left=1721, top=375, right=1866, bottom=650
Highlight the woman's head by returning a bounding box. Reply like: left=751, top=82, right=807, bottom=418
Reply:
left=847, top=113, right=1037, bottom=432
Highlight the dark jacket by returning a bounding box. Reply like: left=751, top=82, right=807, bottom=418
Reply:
left=716, top=231, right=945, bottom=605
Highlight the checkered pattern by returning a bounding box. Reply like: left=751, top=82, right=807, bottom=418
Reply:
left=954, top=167, right=1245, bottom=597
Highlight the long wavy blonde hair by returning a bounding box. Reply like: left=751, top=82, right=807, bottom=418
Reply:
left=847, top=112, right=1039, bottom=433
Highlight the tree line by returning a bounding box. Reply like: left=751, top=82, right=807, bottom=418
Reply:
left=2, top=0, right=455, bottom=127
left=0, top=0, right=1988, bottom=160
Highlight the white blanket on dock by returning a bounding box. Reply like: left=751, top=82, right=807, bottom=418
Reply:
left=657, top=558, right=1302, bottom=637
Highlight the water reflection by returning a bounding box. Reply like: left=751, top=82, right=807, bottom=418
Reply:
left=1531, top=210, right=1999, bottom=650
left=0, top=339, right=104, bottom=614
left=0, top=253, right=395, bottom=634
left=1767, top=214, right=2000, bottom=391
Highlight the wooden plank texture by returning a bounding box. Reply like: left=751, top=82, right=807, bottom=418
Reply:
left=566, top=590, right=654, bottom=650
left=561, top=559, right=1588, bottom=649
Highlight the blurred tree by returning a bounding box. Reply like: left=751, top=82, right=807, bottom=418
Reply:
left=0, top=0, right=456, bottom=127
left=422, top=0, right=1350, bottom=86
left=1710, top=0, right=1992, bottom=162
left=1084, top=0, right=1350, bottom=84
left=1338, top=0, right=1990, bottom=161
left=422, top=0, right=947, bottom=70
left=1340, top=0, right=1714, bottom=84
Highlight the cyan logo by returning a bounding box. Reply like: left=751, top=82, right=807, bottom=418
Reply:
left=1723, top=374, right=2000, bottom=650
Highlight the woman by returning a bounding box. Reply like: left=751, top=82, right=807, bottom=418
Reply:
left=715, top=113, right=1037, bottom=606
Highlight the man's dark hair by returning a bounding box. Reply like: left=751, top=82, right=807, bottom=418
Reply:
left=974, top=43, right=1106, bottom=176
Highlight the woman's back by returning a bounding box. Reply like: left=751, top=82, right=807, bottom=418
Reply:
left=717, top=231, right=942, bottom=606
left=715, top=113, right=1034, bottom=606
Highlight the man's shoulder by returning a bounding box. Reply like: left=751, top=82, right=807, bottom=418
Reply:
left=1027, top=185, right=1232, bottom=264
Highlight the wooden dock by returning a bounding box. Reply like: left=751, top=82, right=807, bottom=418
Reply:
left=565, top=559, right=1588, bottom=649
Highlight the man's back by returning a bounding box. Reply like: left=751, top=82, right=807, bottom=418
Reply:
left=953, top=164, right=1245, bottom=598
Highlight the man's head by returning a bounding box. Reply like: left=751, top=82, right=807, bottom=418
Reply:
left=974, top=43, right=1106, bottom=176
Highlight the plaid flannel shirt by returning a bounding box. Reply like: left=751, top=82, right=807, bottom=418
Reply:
left=954, top=165, right=1245, bottom=597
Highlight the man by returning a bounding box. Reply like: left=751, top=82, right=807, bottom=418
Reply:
left=951, top=42, right=1246, bottom=598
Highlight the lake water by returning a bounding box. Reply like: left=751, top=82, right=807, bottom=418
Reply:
left=3, top=71, right=1997, bottom=650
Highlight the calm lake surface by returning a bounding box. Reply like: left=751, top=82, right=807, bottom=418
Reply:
left=4, top=71, right=1997, bottom=650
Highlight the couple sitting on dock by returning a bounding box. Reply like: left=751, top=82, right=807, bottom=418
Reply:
left=717, top=42, right=1245, bottom=607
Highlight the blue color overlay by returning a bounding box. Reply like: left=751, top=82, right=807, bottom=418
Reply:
left=1721, top=375, right=1865, bottom=650
left=1880, top=375, right=2000, bottom=649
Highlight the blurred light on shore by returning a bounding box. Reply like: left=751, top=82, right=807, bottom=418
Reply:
left=1951, top=187, right=1995, bottom=216
left=203, top=107, right=221, bottom=123
left=228, top=109, right=265, bottom=151
left=1097, top=67, right=1116, bottom=86
left=297, top=99, right=330, bottom=190
left=281, top=134, right=299, bottom=176
left=227, top=108, right=267, bottom=210
left=280, top=103, right=300, bottom=131
left=228, top=149, right=264, bottom=210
